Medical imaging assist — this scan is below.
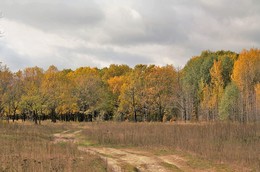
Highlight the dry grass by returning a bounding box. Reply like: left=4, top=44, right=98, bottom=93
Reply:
left=1, top=121, right=258, bottom=171
left=0, top=121, right=106, bottom=172
left=82, top=122, right=260, bottom=171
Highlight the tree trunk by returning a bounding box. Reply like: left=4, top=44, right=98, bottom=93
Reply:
left=159, top=105, right=163, bottom=122
left=51, top=108, right=56, bottom=123
left=33, top=111, right=38, bottom=125
left=134, top=109, right=137, bottom=122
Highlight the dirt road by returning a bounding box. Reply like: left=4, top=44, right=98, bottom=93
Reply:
left=53, top=130, right=213, bottom=172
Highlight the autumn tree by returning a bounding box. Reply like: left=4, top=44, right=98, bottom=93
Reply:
left=55, top=69, right=78, bottom=121
left=182, top=50, right=238, bottom=121
left=0, top=63, right=13, bottom=120
left=232, top=48, right=260, bottom=123
left=145, top=65, right=177, bottom=121
left=1, top=48, right=258, bottom=124
left=209, top=60, right=224, bottom=120
left=5, top=71, right=24, bottom=122
left=117, top=65, right=177, bottom=122
left=20, top=67, right=44, bottom=124
left=68, top=67, right=105, bottom=121
left=41, top=65, right=61, bottom=122
left=101, top=64, right=131, bottom=81
left=218, top=53, right=238, bottom=87
left=117, top=65, right=147, bottom=121
left=107, top=75, right=127, bottom=117
left=102, top=64, right=132, bottom=120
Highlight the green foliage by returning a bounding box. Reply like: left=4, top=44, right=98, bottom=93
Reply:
left=218, top=53, right=238, bottom=87
left=181, top=50, right=239, bottom=121
left=200, top=53, right=216, bottom=84
left=219, top=82, right=239, bottom=120
left=0, top=48, right=259, bottom=123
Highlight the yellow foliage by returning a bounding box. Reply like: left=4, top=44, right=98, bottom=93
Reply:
left=210, top=60, right=224, bottom=107
left=232, top=48, right=260, bottom=89
left=107, top=76, right=127, bottom=94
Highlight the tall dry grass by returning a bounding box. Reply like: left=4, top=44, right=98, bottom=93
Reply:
left=83, top=122, right=260, bottom=170
left=0, top=121, right=106, bottom=172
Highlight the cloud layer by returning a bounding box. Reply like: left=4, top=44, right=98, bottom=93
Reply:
left=0, top=0, right=259, bottom=71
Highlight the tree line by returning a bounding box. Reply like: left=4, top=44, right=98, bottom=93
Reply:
left=0, top=48, right=259, bottom=123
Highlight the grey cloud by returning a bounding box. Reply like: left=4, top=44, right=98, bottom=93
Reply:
left=0, top=41, right=31, bottom=71
left=1, top=0, right=104, bottom=31
left=198, top=0, right=260, bottom=20
left=0, top=0, right=259, bottom=71
left=57, top=45, right=152, bottom=68
left=102, top=1, right=192, bottom=45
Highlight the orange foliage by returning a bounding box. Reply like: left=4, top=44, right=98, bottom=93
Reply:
left=232, top=48, right=260, bottom=89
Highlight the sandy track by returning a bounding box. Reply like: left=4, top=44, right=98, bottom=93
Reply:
left=79, top=146, right=170, bottom=172
left=53, top=130, right=206, bottom=172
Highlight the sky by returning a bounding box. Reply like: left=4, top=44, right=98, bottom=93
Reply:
left=0, top=0, right=259, bottom=71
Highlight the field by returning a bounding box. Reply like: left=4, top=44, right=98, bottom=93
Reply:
left=0, top=121, right=107, bottom=172
left=0, top=121, right=259, bottom=172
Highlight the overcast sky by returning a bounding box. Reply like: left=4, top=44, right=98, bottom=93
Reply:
left=0, top=0, right=259, bottom=71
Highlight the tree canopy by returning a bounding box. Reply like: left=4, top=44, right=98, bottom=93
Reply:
left=0, top=48, right=259, bottom=123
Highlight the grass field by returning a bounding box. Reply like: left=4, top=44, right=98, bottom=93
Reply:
left=0, top=121, right=107, bottom=172
left=82, top=122, right=260, bottom=171
left=0, top=121, right=259, bottom=171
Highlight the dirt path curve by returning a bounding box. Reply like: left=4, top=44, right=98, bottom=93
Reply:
left=53, top=130, right=204, bottom=172
left=53, top=130, right=82, bottom=144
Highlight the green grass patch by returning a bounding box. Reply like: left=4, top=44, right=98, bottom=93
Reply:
left=57, top=141, right=68, bottom=147
left=186, top=154, right=232, bottom=172
left=121, top=163, right=140, bottom=172
left=78, top=140, right=97, bottom=147
left=160, top=162, right=183, bottom=172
